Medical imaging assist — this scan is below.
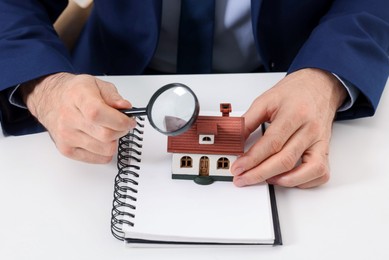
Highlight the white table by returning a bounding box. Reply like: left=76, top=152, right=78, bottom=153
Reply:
left=1, top=73, right=388, bottom=260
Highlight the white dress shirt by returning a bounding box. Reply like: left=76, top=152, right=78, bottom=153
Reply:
left=149, top=0, right=261, bottom=73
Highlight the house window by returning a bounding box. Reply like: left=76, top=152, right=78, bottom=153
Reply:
left=199, top=134, right=214, bottom=144
left=217, top=157, right=230, bottom=169
left=180, top=156, right=193, bottom=168
left=202, top=136, right=211, bottom=142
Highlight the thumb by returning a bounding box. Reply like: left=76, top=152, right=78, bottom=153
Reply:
left=242, top=97, right=268, bottom=139
left=97, top=81, right=132, bottom=109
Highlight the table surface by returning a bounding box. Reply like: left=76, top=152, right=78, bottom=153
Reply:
left=1, top=73, right=388, bottom=260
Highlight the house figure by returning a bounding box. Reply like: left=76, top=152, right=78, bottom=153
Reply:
left=167, top=103, right=245, bottom=185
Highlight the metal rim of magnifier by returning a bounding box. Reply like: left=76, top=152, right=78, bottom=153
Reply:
left=146, top=83, right=199, bottom=136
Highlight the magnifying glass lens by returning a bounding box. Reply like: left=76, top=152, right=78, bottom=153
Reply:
left=149, top=84, right=198, bottom=135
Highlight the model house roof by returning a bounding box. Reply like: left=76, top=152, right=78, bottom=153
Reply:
left=167, top=104, right=245, bottom=155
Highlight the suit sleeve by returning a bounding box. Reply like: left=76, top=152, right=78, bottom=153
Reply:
left=0, top=0, right=74, bottom=135
left=288, top=0, right=389, bottom=120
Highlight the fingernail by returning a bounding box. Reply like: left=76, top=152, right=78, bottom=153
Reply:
left=266, top=179, right=275, bottom=185
left=129, top=118, right=137, bottom=128
left=111, top=93, right=123, bottom=102
left=232, top=167, right=245, bottom=176
left=234, top=177, right=246, bottom=187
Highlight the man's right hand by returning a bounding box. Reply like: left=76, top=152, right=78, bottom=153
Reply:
left=21, top=72, right=136, bottom=163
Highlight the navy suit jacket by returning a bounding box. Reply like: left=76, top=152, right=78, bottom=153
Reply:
left=0, top=0, right=388, bottom=135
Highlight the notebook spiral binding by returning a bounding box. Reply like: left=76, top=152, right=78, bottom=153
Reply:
left=111, top=117, right=145, bottom=241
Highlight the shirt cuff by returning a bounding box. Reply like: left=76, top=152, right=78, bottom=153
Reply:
left=8, top=84, right=28, bottom=109
left=332, top=74, right=360, bottom=112
left=9, top=73, right=360, bottom=112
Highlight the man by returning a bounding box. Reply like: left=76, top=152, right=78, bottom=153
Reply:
left=0, top=0, right=388, bottom=188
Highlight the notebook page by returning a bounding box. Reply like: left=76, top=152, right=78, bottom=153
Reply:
left=122, top=118, right=275, bottom=244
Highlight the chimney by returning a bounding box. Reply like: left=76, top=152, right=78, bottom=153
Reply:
left=220, top=103, right=232, bottom=117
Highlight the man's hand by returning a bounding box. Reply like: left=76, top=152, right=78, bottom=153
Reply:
left=231, top=68, right=347, bottom=188
left=21, top=72, right=136, bottom=163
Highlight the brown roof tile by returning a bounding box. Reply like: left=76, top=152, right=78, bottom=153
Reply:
left=167, top=115, right=245, bottom=155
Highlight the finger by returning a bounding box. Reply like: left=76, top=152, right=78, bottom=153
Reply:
left=296, top=175, right=330, bottom=189
left=62, top=146, right=114, bottom=164
left=52, top=100, right=131, bottom=144
left=231, top=115, right=303, bottom=177
left=97, top=80, right=132, bottom=109
left=54, top=127, right=118, bottom=158
left=266, top=163, right=330, bottom=188
left=267, top=140, right=330, bottom=188
left=72, top=130, right=118, bottom=157
left=79, top=118, right=131, bottom=143
left=77, top=95, right=136, bottom=132
left=241, top=97, right=269, bottom=137
left=71, top=77, right=135, bottom=132
left=232, top=122, right=318, bottom=187
left=266, top=161, right=329, bottom=188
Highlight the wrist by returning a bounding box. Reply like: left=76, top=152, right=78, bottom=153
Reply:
left=20, top=72, right=70, bottom=118
left=301, top=68, right=348, bottom=112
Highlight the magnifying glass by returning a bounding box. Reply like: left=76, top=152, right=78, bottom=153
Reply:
left=120, top=83, right=199, bottom=136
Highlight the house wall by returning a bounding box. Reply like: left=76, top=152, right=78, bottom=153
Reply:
left=171, top=153, right=237, bottom=178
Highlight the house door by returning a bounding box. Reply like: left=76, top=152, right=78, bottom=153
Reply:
left=199, top=156, right=209, bottom=176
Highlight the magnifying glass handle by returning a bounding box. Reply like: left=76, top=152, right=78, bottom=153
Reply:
left=119, top=107, right=147, bottom=117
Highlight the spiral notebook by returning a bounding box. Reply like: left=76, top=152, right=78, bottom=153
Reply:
left=111, top=116, right=282, bottom=246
